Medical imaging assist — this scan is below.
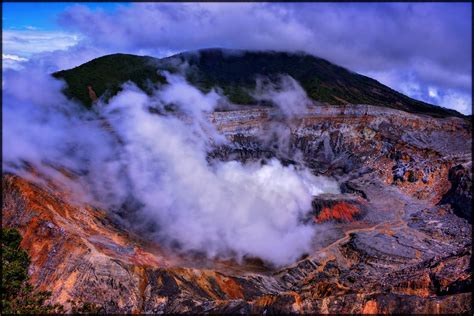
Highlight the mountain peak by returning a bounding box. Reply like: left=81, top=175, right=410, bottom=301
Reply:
left=53, top=49, right=464, bottom=118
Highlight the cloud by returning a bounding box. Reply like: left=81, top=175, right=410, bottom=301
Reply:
left=2, top=54, right=28, bottom=70
left=23, top=44, right=108, bottom=73
left=3, top=30, right=79, bottom=56
left=2, top=30, right=80, bottom=69
left=2, top=53, right=27, bottom=61
left=3, top=3, right=470, bottom=113
left=3, top=66, right=340, bottom=267
left=55, top=2, right=471, bottom=114
left=435, top=90, right=472, bottom=115
left=58, top=3, right=312, bottom=55
left=364, top=69, right=472, bottom=115
left=428, top=87, right=438, bottom=98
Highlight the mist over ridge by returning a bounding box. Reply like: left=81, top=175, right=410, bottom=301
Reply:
left=53, top=48, right=466, bottom=118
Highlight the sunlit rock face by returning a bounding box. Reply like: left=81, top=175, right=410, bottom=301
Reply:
left=2, top=104, right=471, bottom=313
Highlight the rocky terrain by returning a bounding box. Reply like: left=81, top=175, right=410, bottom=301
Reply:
left=3, top=102, right=472, bottom=313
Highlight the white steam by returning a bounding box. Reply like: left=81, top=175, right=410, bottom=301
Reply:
left=254, top=75, right=313, bottom=116
left=2, top=68, right=339, bottom=267
left=251, top=74, right=317, bottom=162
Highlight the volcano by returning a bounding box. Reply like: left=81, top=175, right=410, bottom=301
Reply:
left=3, top=49, right=472, bottom=313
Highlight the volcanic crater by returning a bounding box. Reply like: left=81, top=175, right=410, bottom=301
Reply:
left=3, top=50, right=472, bottom=313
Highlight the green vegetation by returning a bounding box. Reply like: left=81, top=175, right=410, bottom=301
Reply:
left=53, top=53, right=167, bottom=108
left=53, top=48, right=463, bottom=118
left=1, top=227, right=101, bottom=314
left=1, top=227, right=64, bottom=313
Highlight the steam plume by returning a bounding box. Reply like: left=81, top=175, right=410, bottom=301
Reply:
left=2, top=67, right=339, bottom=266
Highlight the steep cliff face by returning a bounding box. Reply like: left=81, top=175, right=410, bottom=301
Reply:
left=2, top=104, right=471, bottom=313
left=438, top=163, right=472, bottom=222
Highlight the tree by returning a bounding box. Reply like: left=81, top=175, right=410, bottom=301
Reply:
left=1, top=227, right=64, bottom=313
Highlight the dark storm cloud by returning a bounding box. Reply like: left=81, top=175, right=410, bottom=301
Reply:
left=54, top=3, right=473, bottom=113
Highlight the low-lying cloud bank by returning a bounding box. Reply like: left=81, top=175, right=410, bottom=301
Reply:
left=3, top=67, right=339, bottom=266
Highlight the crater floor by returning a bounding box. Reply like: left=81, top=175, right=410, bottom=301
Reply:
left=2, top=104, right=472, bottom=313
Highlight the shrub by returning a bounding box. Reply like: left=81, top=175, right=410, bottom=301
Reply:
left=1, top=227, right=65, bottom=313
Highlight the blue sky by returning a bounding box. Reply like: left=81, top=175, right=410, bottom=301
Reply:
left=3, top=2, right=127, bottom=30
left=2, top=2, right=472, bottom=114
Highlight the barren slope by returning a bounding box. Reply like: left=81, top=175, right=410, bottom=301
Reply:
left=3, top=104, right=471, bottom=313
